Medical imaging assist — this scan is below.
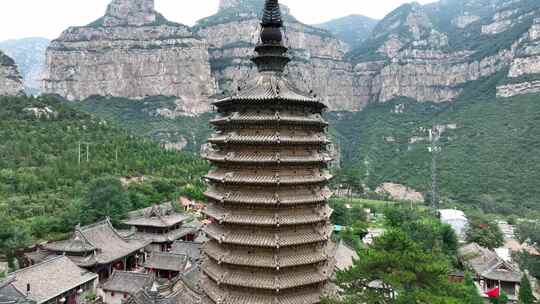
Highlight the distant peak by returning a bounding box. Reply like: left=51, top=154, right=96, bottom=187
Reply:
left=103, top=0, right=157, bottom=27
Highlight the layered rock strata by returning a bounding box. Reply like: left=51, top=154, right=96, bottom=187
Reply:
left=0, top=51, right=24, bottom=96
left=43, top=0, right=216, bottom=114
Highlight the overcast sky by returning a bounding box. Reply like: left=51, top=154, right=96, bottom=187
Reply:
left=0, top=0, right=436, bottom=41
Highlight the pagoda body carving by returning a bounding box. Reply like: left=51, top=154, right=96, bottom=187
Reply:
left=200, top=1, right=335, bottom=303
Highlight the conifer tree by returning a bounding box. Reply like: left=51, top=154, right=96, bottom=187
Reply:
left=519, top=275, right=536, bottom=304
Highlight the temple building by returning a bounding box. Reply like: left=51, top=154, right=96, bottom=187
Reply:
left=40, top=218, right=149, bottom=280
left=143, top=252, right=189, bottom=280
left=3, top=256, right=98, bottom=304
left=0, top=277, right=35, bottom=304
left=459, top=243, right=523, bottom=302
left=200, top=0, right=335, bottom=303
left=122, top=203, right=201, bottom=252
left=171, top=240, right=203, bottom=265
left=100, top=271, right=153, bottom=304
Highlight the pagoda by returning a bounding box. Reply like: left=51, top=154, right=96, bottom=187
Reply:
left=200, top=0, right=335, bottom=303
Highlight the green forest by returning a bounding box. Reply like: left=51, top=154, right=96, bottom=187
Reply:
left=0, top=95, right=208, bottom=263
left=328, top=74, right=540, bottom=218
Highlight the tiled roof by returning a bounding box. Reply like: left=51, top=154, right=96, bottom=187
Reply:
left=334, top=241, right=358, bottom=271
left=131, top=224, right=199, bottom=244
left=203, top=224, right=332, bottom=248
left=213, top=74, right=325, bottom=108
left=210, top=112, right=328, bottom=127
left=458, top=243, right=522, bottom=283
left=208, top=133, right=330, bottom=146
left=203, top=151, right=332, bottom=165
left=42, top=231, right=96, bottom=254
left=203, top=241, right=333, bottom=268
left=144, top=252, right=188, bottom=272
left=204, top=187, right=331, bottom=206
left=124, top=203, right=191, bottom=228
left=205, top=170, right=332, bottom=186
left=200, top=275, right=323, bottom=304
left=202, top=259, right=331, bottom=290
left=8, top=256, right=97, bottom=304
left=171, top=241, right=203, bottom=263
left=0, top=277, right=35, bottom=304
left=44, top=219, right=149, bottom=266
left=101, top=271, right=153, bottom=293
left=203, top=204, right=332, bottom=226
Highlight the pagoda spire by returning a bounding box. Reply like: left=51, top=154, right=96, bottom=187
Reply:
left=252, top=0, right=290, bottom=73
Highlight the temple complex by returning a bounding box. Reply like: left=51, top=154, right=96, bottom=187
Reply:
left=200, top=0, right=335, bottom=303
left=41, top=219, right=149, bottom=280
left=122, top=203, right=200, bottom=252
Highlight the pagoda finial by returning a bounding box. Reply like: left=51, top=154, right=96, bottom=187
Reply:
left=253, top=0, right=290, bottom=73
left=262, top=0, right=283, bottom=27
left=260, top=0, right=283, bottom=45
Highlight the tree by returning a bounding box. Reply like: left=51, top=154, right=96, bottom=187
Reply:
left=490, top=291, right=508, bottom=304
left=518, top=275, right=535, bottom=304
left=465, top=215, right=504, bottom=249
left=333, top=229, right=463, bottom=303
left=81, top=176, right=131, bottom=225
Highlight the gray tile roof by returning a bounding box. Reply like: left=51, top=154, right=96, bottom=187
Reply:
left=124, top=267, right=203, bottom=304
left=43, top=219, right=149, bottom=266
left=214, top=74, right=324, bottom=107
left=8, top=256, right=97, bottom=304
left=144, top=252, right=187, bottom=272
left=459, top=243, right=522, bottom=283
left=124, top=204, right=191, bottom=228
left=100, top=271, right=153, bottom=293
left=334, top=241, right=358, bottom=271
left=132, top=225, right=199, bottom=244
left=171, top=241, right=202, bottom=263
left=0, top=277, right=35, bottom=304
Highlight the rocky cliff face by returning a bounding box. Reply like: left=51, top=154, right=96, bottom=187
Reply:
left=497, top=16, right=540, bottom=97
left=195, top=0, right=360, bottom=111
left=0, top=51, right=24, bottom=96
left=0, top=38, right=50, bottom=94
left=40, top=0, right=540, bottom=113
left=349, top=0, right=540, bottom=105
left=43, top=0, right=216, bottom=115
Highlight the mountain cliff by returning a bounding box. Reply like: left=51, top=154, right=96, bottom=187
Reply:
left=195, top=0, right=360, bottom=110
left=0, top=51, right=24, bottom=96
left=39, top=0, right=540, bottom=112
left=42, top=0, right=216, bottom=115
left=0, top=37, right=50, bottom=95
left=349, top=0, right=540, bottom=105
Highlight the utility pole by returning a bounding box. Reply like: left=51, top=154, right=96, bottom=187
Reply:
left=86, top=143, right=89, bottom=163
left=78, top=142, right=81, bottom=165
left=430, top=126, right=440, bottom=210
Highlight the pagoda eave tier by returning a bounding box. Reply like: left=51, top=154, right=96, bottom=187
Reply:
left=203, top=241, right=336, bottom=268
left=203, top=188, right=333, bottom=206
left=203, top=204, right=332, bottom=226
left=200, top=276, right=327, bottom=304
left=202, top=259, right=333, bottom=290
left=210, top=114, right=328, bottom=127
left=205, top=172, right=333, bottom=186
left=203, top=224, right=333, bottom=248
left=203, top=152, right=333, bottom=165
left=208, top=134, right=330, bottom=146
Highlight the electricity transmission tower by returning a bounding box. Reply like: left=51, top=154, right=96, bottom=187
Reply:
left=429, top=126, right=440, bottom=209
